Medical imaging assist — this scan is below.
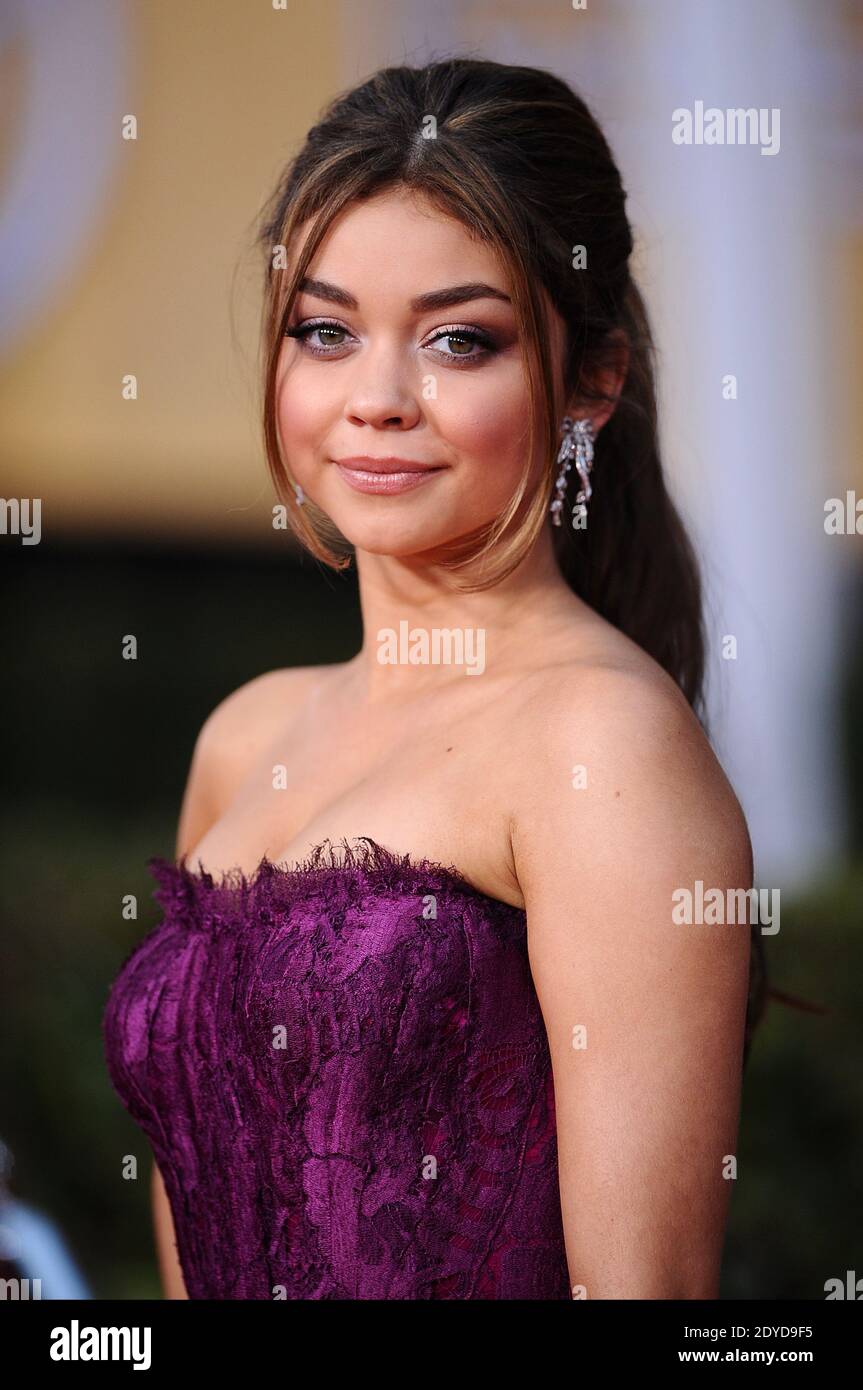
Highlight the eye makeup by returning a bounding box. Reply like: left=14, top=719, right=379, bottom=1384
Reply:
left=284, top=317, right=499, bottom=366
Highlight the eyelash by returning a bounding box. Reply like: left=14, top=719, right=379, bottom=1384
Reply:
left=284, top=317, right=496, bottom=365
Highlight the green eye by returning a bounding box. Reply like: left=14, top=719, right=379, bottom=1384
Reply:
left=425, top=326, right=495, bottom=362
left=285, top=320, right=350, bottom=353
left=284, top=319, right=496, bottom=364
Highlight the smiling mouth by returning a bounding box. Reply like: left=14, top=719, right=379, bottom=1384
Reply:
left=334, top=457, right=444, bottom=474
left=333, top=460, right=446, bottom=495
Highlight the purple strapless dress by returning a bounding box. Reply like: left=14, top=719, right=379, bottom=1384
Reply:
left=101, top=836, right=571, bottom=1300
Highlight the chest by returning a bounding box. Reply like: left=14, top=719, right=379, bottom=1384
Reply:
left=106, top=870, right=534, bottom=1120
left=188, top=693, right=520, bottom=904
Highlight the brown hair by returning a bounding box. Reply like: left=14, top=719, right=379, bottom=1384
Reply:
left=252, top=56, right=817, bottom=1066
left=256, top=57, right=705, bottom=713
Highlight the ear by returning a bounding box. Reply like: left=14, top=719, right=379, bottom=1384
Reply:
left=564, top=329, right=630, bottom=436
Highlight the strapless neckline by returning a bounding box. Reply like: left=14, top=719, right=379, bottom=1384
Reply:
left=105, top=835, right=567, bottom=1298
left=148, top=833, right=527, bottom=918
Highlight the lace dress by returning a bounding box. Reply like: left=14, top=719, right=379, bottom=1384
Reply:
left=101, top=836, right=571, bottom=1300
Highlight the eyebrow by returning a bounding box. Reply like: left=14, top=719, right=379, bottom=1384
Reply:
left=297, top=277, right=512, bottom=313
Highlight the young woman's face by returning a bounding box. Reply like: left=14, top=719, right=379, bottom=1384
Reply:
left=276, top=186, right=557, bottom=560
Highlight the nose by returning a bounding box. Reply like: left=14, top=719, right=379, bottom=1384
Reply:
left=342, top=341, right=423, bottom=429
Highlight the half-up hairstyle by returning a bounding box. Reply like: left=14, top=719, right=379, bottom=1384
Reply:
left=256, top=57, right=705, bottom=716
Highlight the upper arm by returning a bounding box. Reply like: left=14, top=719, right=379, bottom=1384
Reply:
left=151, top=1162, right=188, bottom=1299
left=514, top=667, right=753, bottom=1299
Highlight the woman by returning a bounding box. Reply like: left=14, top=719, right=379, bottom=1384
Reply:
left=103, top=57, right=760, bottom=1300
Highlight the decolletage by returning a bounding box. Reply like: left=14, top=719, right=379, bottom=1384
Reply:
left=101, top=836, right=571, bottom=1300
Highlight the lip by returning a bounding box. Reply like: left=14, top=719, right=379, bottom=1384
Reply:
left=335, top=456, right=442, bottom=474
left=334, top=456, right=446, bottom=496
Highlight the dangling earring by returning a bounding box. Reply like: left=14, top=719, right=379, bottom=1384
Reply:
left=550, top=417, right=595, bottom=527
left=293, top=482, right=305, bottom=506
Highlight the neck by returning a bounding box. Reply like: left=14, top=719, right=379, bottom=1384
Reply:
left=340, top=520, right=586, bottom=704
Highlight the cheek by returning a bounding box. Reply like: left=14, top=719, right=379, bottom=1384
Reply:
left=437, top=365, right=534, bottom=498
left=276, top=381, right=316, bottom=453
left=274, top=377, right=334, bottom=493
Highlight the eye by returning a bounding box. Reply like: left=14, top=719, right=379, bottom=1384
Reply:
left=424, top=325, right=495, bottom=364
left=282, top=318, right=350, bottom=355
left=283, top=318, right=497, bottom=365
left=284, top=318, right=353, bottom=355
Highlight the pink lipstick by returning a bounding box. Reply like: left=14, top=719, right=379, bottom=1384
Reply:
left=334, top=456, right=446, bottom=496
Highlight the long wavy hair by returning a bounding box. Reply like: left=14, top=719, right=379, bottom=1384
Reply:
left=253, top=57, right=780, bottom=1061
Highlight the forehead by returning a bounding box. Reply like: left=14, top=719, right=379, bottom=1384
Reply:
left=295, top=187, right=511, bottom=299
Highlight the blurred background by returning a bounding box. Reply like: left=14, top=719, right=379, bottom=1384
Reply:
left=1, top=0, right=861, bottom=1299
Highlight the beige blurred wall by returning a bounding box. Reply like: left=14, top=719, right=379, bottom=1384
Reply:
left=1, top=0, right=861, bottom=544
left=0, top=0, right=345, bottom=542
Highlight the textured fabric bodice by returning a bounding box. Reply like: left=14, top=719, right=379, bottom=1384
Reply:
left=101, top=837, right=571, bottom=1300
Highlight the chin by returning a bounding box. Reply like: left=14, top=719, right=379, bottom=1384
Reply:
left=334, top=522, right=453, bottom=557
left=312, top=482, right=504, bottom=558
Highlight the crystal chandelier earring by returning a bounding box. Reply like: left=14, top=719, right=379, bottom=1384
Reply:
left=550, top=417, right=594, bottom=527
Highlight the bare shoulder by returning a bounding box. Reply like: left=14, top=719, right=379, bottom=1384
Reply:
left=508, top=645, right=754, bottom=1297
left=175, top=663, right=339, bottom=854
left=195, top=665, right=326, bottom=764
left=509, top=649, right=752, bottom=899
